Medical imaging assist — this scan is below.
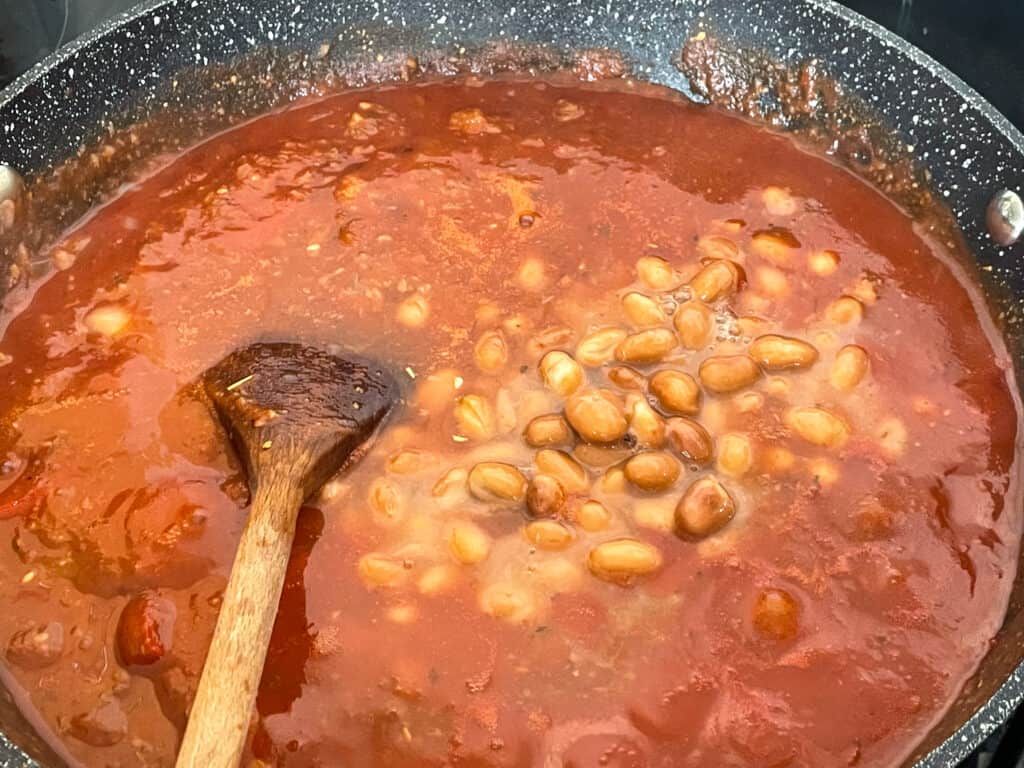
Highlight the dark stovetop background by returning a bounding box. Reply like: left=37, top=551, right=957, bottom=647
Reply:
left=0, top=1, right=1023, bottom=766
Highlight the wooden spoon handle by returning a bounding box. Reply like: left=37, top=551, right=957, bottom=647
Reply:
left=175, top=475, right=305, bottom=768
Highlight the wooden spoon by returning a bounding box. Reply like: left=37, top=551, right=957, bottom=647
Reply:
left=175, top=342, right=397, bottom=768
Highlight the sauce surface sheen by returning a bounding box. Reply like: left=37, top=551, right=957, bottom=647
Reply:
left=0, top=77, right=1019, bottom=768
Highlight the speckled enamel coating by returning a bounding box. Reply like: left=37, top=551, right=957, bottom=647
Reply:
left=0, top=1, right=1022, bottom=767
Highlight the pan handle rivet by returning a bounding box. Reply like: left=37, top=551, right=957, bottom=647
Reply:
left=0, top=164, right=23, bottom=205
left=987, top=189, right=1024, bottom=247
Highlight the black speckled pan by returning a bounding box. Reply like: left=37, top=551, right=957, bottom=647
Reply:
left=1, top=0, right=1023, bottom=766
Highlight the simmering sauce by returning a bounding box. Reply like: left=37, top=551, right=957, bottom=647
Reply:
left=0, top=77, right=1019, bottom=767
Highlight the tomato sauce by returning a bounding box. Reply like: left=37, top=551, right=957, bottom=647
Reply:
left=0, top=77, right=1019, bottom=767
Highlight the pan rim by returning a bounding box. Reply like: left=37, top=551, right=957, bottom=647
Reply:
left=0, top=2, right=1022, bottom=767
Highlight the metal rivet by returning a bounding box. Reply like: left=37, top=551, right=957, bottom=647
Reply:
left=986, top=189, right=1024, bottom=247
left=0, top=164, right=23, bottom=205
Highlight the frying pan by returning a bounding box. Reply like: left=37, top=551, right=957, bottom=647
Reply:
left=1, top=0, right=1023, bottom=766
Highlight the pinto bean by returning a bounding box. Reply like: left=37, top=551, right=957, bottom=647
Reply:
left=539, top=350, right=584, bottom=396
left=674, top=476, right=736, bottom=538
left=698, top=355, right=761, bottom=393
left=565, top=389, right=629, bottom=443
left=649, top=370, right=701, bottom=414
left=115, top=593, right=176, bottom=667
left=468, top=462, right=528, bottom=501
left=621, top=292, right=667, bottom=327
left=523, top=413, right=573, bottom=448
left=673, top=300, right=714, bottom=349
left=624, top=452, right=681, bottom=491
left=576, top=327, right=628, bottom=367
left=615, top=328, right=678, bottom=365
left=587, top=539, right=662, bottom=584
left=748, top=334, right=818, bottom=370
left=829, top=345, right=869, bottom=391
left=665, top=417, right=714, bottom=464
left=784, top=407, right=850, bottom=448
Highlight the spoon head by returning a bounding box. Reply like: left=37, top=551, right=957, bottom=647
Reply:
left=203, top=342, right=398, bottom=497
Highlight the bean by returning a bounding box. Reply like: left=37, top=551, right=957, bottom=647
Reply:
left=735, top=315, right=770, bottom=339
left=734, top=392, right=764, bottom=414
left=649, top=370, right=701, bottom=414
left=387, top=450, right=433, bottom=475
left=573, top=443, right=632, bottom=468
left=762, top=446, right=796, bottom=473
left=632, top=497, right=676, bottom=532
left=523, top=414, right=572, bottom=448
left=565, top=388, right=629, bottom=443
left=761, top=186, right=797, bottom=216
left=717, top=433, right=753, bottom=477
left=675, top=475, right=736, bottom=538
left=432, top=467, right=468, bottom=501
left=807, top=249, right=839, bottom=276
left=479, top=582, right=536, bottom=622
left=665, top=417, right=714, bottom=464
left=764, top=376, right=791, bottom=397
left=526, top=473, right=567, bottom=518
left=812, top=330, right=839, bottom=350
left=627, top=396, right=666, bottom=448
left=418, top=564, right=458, bottom=596
left=575, top=500, right=612, bottom=532
left=615, top=328, right=678, bottom=365
left=877, top=417, right=907, bottom=459
left=673, top=300, right=714, bottom=350
left=606, top=365, right=647, bottom=391
left=576, top=327, right=628, bottom=367
left=749, top=334, right=819, bottom=370
left=468, top=462, right=528, bottom=501
left=539, top=350, right=584, bottom=396
left=535, top=449, right=589, bottom=493
left=824, top=295, right=863, bottom=325
left=755, top=266, right=789, bottom=297
left=690, top=259, right=743, bottom=302
left=454, top=394, right=495, bottom=440
left=448, top=521, right=492, bottom=564
left=784, top=407, right=850, bottom=448
left=414, top=368, right=460, bottom=414
left=527, top=326, right=575, bottom=358
left=750, top=228, right=800, bottom=265
left=698, top=355, right=761, bottom=393
left=525, top=520, right=574, bottom=550
left=369, top=478, right=405, bottom=527
left=696, top=235, right=740, bottom=261
left=115, top=594, right=174, bottom=667
left=829, top=345, right=869, bottom=391
left=624, top=452, right=681, bottom=492
left=357, top=553, right=406, bottom=588
left=621, top=292, right=667, bottom=327
left=396, top=294, right=430, bottom=327
left=516, top=257, right=547, bottom=291
left=636, top=255, right=679, bottom=290
left=600, top=466, right=628, bottom=494
left=84, top=305, right=130, bottom=337
left=474, top=329, right=508, bottom=373
left=753, top=588, right=800, bottom=640
left=587, top=539, right=663, bottom=585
